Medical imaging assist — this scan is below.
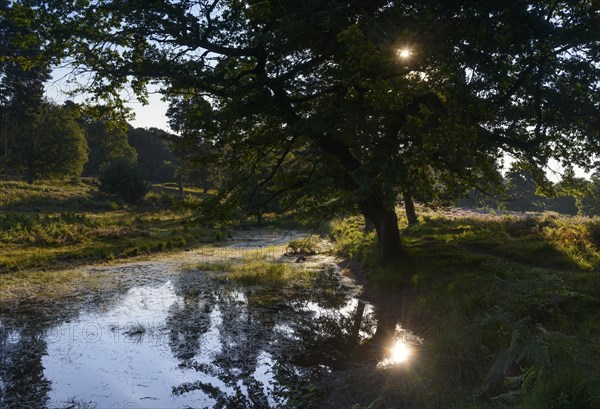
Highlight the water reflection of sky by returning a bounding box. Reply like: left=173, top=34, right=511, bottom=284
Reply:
left=378, top=324, right=424, bottom=368
left=43, top=281, right=226, bottom=408
left=0, top=256, right=421, bottom=408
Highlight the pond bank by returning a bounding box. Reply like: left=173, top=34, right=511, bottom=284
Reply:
left=325, top=213, right=600, bottom=408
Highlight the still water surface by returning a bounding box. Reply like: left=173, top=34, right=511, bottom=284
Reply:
left=0, top=233, right=419, bottom=408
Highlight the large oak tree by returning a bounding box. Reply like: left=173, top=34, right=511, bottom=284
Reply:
left=27, top=0, right=599, bottom=263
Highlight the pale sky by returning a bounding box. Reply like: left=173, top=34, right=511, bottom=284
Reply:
left=127, top=91, right=171, bottom=131
left=46, top=67, right=172, bottom=132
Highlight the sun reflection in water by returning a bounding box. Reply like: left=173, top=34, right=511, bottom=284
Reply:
left=390, top=339, right=411, bottom=364
left=378, top=325, right=423, bottom=367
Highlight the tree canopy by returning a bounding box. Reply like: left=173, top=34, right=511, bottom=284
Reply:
left=80, top=115, right=137, bottom=177
left=1, top=2, right=88, bottom=183
left=23, top=0, right=600, bottom=263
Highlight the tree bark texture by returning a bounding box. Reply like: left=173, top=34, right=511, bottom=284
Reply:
left=359, top=193, right=402, bottom=265
left=403, top=192, right=419, bottom=226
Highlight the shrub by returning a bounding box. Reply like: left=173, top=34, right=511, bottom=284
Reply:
left=99, top=159, right=148, bottom=203
left=287, top=237, right=320, bottom=255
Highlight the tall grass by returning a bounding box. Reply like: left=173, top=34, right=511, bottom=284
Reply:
left=328, top=210, right=600, bottom=408
left=0, top=179, right=116, bottom=211
left=0, top=180, right=217, bottom=274
left=540, top=215, right=600, bottom=270
left=327, top=216, right=378, bottom=266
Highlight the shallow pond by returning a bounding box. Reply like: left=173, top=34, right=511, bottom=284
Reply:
left=0, top=232, right=420, bottom=408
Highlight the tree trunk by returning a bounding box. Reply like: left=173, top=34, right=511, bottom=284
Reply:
left=350, top=301, right=366, bottom=347
left=0, top=111, right=8, bottom=163
left=309, top=134, right=401, bottom=264
left=364, top=216, right=374, bottom=233
left=403, top=192, right=418, bottom=226
left=26, top=157, right=34, bottom=184
left=359, top=193, right=402, bottom=265
left=177, top=174, right=185, bottom=200
left=374, top=209, right=402, bottom=265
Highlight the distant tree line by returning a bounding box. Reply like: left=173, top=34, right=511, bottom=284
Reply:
left=0, top=1, right=215, bottom=197
left=458, top=165, right=600, bottom=217
left=0, top=2, right=196, bottom=195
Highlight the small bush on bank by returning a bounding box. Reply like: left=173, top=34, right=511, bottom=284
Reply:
left=287, top=237, right=320, bottom=255
left=99, top=159, right=148, bottom=203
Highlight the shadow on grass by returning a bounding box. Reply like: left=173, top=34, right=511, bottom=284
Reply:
left=326, top=212, right=600, bottom=408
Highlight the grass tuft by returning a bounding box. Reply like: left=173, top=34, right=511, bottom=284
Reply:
left=287, top=237, right=320, bottom=255
left=227, top=261, right=312, bottom=286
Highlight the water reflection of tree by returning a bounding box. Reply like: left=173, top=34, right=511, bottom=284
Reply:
left=0, top=321, right=51, bottom=409
left=287, top=299, right=377, bottom=368
left=166, top=284, right=213, bottom=363
left=169, top=282, right=277, bottom=408
left=167, top=265, right=387, bottom=408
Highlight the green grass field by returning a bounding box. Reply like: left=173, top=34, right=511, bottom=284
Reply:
left=0, top=179, right=219, bottom=275
left=329, top=209, right=600, bottom=408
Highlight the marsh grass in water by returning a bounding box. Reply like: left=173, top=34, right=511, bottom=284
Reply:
left=0, top=265, right=123, bottom=303
left=187, top=247, right=314, bottom=286
left=226, top=261, right=313, bottom=286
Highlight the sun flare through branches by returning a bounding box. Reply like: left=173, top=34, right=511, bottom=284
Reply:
left=396, top=48, right=412, bottom=60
